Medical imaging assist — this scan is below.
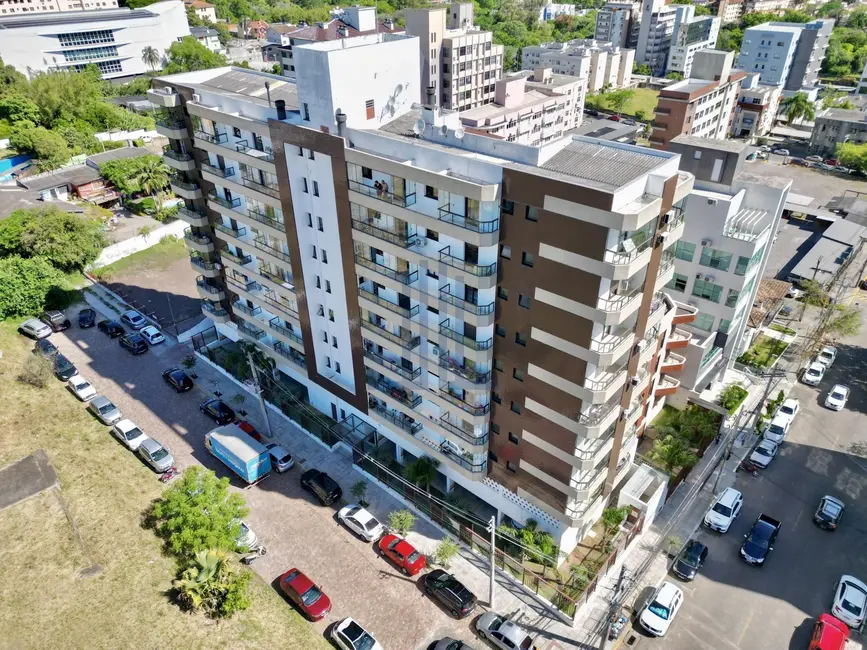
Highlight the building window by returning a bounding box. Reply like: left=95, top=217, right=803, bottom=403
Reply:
left=506, top=461, right=517, bottom=473
left=426, top=229, right=439, bottom=241
left=365, top=99, right=375, bottom=120
left=494, top=359, right=504, bottom=372
left=308, top=150, right=314, bottom=160
left=719, top=318, right=732, bottom=334
left=312, top=181, right=319, bottom=196
left=496, top=325, right=506, bottom=337
left=57, top=29, right=115, bottom=46
left=303, top=103, right=310, bottom=121
left=508, top=432, right=519, bottom=444
left=322, top=249, right=328, bottom=264
left=734, top=255, right=750, bottom=276
left=498, top=286, right=508, bottom=300
left=692, top=278, right=723, bottom=303
left=725, top=288, right=740, bottom=308
left=674, top=241, right=696, bottom=262
left=492, top=391, right=501, bottom=404
left=521, top=252, right=534, bottom=267
left=427, top=269, right=438, bottom=279
left=335, top=362, right=341, bottom=374
left=502, top=200, right=514, bottom=214
left=515, top=332, right=526, bottom=346
left=232, top=126, right=242, bottom=138
left=699, top=247, right=732, bottom=272
left=361, top=166, right=372, bottom=179
left=490, top=422, right=499, bottom=434
left=693, top=312, right=715, bottom=331
left=489, top=451, right=499, bottom=463
left=513, top=368, right=524, bottom=382
left=332, top=335, right=338, bottom=347
left=525, top=206, right=538, bottom=222
left=518, top=294, right=530, bottom=309
left=325, top=356, right=331, bottom=368
left=302, top=178, right=308, bottom=193
left=500, top=245, right=511, bottom=259
left=325, top=280, right=331, bottom=293
left=510, top=401, right=521, bottom=414
left=424, top=185, right=438, bottom=199
left=306, top=213, right=313, bottom=227
left=667, top=272, right=688, bottom=292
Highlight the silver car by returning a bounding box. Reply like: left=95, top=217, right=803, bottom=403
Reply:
left=88, top=395, right=122, bottom=425
left=137, top=438, right=174, bottom=473
left=337, top=504, right=385, bottom=542
left=20, top=318, right=52, bottom=339
left=475, top=613, right=537, bottom=650
left=121, top=310, right=147, bottom=330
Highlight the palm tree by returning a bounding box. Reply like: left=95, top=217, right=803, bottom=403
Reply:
left=403, top=455, right=440, bottom=491
left=173, top=549, right=230, bottom=612
left=781, top=92, right=816, bottom=124
left=648, top=433, right=698, bottom=473
left=141, top=46, right=160, bottom=72
left=134, top=157, right=170, bottom=210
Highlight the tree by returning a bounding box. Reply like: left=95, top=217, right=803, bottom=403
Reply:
left=214, top=23, right=232, bottom=46
left=350, top=480, right=368, bottom=505
left=634, top=63, right=652, bottom=75
left=676, top=405, right=719, bottom=445
left=18, top=353, right=54, bottom=389
left=800, top=278, right=830, bottom=308
left=134, top=155, right=171, bottom=209
left=634, top=109, right=647, bottom=123
left=780, top=9, right=811, bottom=23
left=6, top=208, right=107, bottom=272
left=817, top=0, right=845, bottom=19
left=0, top=56, right=26, bottom=95
left=24, top=68, right=103, bottom=129
left=781, top=92, right=815, bottom=124
left=0, top=95, right=41, bottom=124
left=717, top=26, right=743, bottom=51
left=163, top=37, right=228, bottom=74
left=606, top=88, right=634, bottom=116
left=141, top=45, right=161, bottom=72
left=0, top=256, right=65, bottom=319
left=172, top=549, right=252, bottom=618
left=648, top=433, right=698, bottom=473
left=150, top=466, right=249, bottom=559
left=665, top=72, right=684, bottom=81
left=403, top=455, right=440, bottom=491
left=434, top=538, right=460, bottom=568
left=388, top=509, right=416, bottom=536
left=601, top=505, right=631, bottom=543
left=742, top=11, right=777, bottom=27
left=9, top=125, right=71, bottom=170
left=836, top=142, right=867, bottom=173
left=822, top=304, right=862, bottom=339
left=718, top=383, right=748, bottom=415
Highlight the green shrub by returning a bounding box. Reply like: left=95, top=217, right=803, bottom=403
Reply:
left=718, top=383, right=748, bottom=415
left=388, top=510, right=416, bottom=536
left=0, top=255, right=65, bottom=318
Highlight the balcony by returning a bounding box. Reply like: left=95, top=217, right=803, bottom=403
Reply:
left=219, top=246, right=253, bottom=267
left=184, top=228, right=214, bottom=253
left=201, top=300, right=230, bottom=323
left=590, top=325, right=634, bottom=354
left=666, top=326, right=691, bottom=350
left=194, top=129, right=228, bottom=146
left=659, top=250, right=675, bottom=275
left=196, top=276, right=224, bottom=300
left=348, top=179, right=416, bottom=209
left=672, top=300, right=698, bottom=325
left=361, top=320, right=421, bottom=350
left=439, top=246, right=496, bottom=277
left=655, top=374, right=681, bottom=397
left=438, top=388, right=490, bottom=417
left=236, top=319, right=267, bottom=341
left=190, top=255, right=221, bottom=277
left=369, top=400, right=423, bottom=435
left=214, top=222, right=249, bottom=249
left=253, top=236, right=292, bottom=265
left=438, top=352, right=491, bottom=384
left=355, top=255, right=418, bottom=286
left=257, top=265, right=295, bottom=293
left=147, top=87, right=180, bottom=108
left=155, top=116, right=187, bottom=139
left=358, top=288, right=419, bottom=320
left=235, top=140, right=275, bottom=163
left=366, top=376, right=422, bottom=410
left=437, top=206, right=499, bottom=234
left=602, top=236, right=653, bottom=279
left=418, top=436, right=487, bottom=474
left=246, top=207, right=286, bottom=237
left=207, top=190, right=242, bottom=213
left=178, top=206, right=209, bottom=228
left=268, top=317, right=303, bottom=346
left=438, top=286, right=494, bottom=317
left=232, top=300, right=262, bottom=318
left=226, top=276, right=260, bottom=295
left=271, top=340, right=306, bottom=369
left=170, top=177, right=202, bottom=200
left=439, top=319, right=493, bottom=351
left=363, top=347, right=422, bottom=382
left=438, top=416, right=488, bottom=447
left=661, top=351, right=686, bottom=373
left=352, top=218, right=420, bottom=249
left=162, top=146, right=196, bottom=171
left=258, top=292, right=298, bottom=319
left=201, top=162, right=236, bottom=184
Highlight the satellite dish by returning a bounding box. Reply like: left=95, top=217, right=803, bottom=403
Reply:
left=454, top=127, right=465, bottom=140
left=387, top=96, right=395, bottom=108
left=388, top=105, right=396, bottom=117
left=412, top=119, right=426, bottom=135
left=439, top=124, right=448, bottom=136
left=394, top=83, right=404, bottom=96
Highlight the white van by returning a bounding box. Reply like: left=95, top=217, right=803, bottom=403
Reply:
left=763, top=413, right=790, bottom=445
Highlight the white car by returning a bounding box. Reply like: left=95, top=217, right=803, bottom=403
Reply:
left=817, top=345, right=837, bottom=368
left=337, top=504, right=385, bottom=542
left=331, top=617, right=384, bottom=650
left=763, top=413, right=790, bottom=445
left=236, top=520, right=258, bottom=550
left=774, top=148, right=790, bottom=156
left=786, top=287, right=804, bottom=300
left=111, top=419, right=149, bottom=451
left=832, top=575, right=867, bottom=628
left=750, top=439, right=778, bottom=468
left=265, top=443, right=294, bottom=472
left=475, top=613, right=536, bottom=650
left=139, top=325, right=165, bottom=345
left=802, top=362, right=825, bottom=386
left=704, top=487, right=743, bottom=533
left=776, top=398, right=800, bottom=426
left=120, top=309, right=147, bottom=330
left=19, top=318, right=52, bottom=339
left=67, top=375, right=97, bottom=401
left=825, top=385, right=850, bottom=411
left=639, top=582, right=684, bottom=637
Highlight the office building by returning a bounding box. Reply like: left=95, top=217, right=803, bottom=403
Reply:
left=662, top=136, right=790, bottom=403
left=667, top=9, right=720, bottom=79
left=809, top=108, right=867, bottom=156
left=459, top=68, right=584, bottom=146
left=149, top=33, right=695, bottom=555
left=521, top=40, right=634, bottom=92
left=731, top=73, right=782, bottom=139
left=183, top=0, right=214, bottom=23
left=651, top=50, right=745, bottom=149
left=737, top=20, right=833, bottom=92
left=594, top=2, right=640, bottom=49
left=717, top=0, right=743, bottom=25
left=539, top=0, right=575, bottom=22
left=0, top=0, right=189, bottom=78
left=405, top=3, right=504, bottom=110
left=0, top=0, right=116, bottom=15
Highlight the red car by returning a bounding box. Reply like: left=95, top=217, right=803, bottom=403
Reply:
left=279, top=568, right=332, bottom=620
left=608, top=114, right=621, bottom=122
left=236, top=420, right=263, bottom=442
left=809, top=614, right=849, bottom=650
left=378, top=533, right=427, bottom=576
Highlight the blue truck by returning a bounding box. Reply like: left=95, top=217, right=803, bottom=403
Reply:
left=204, top=423, right=271, bottom=483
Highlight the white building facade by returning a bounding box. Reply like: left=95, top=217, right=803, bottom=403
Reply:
left=0, top=0, right=116, bottom=15
left=667, top=9, right=720, bottom=78
left=521, top=40, right=634, bottom=91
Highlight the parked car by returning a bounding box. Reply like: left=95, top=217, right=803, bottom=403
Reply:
left=434, top=639, right=477, bottom=650
left=817, top=346, right=838, bottom=368
left=378, top=533, right=427, bottom=576
left=19, top=318, right=52, bottom=339
left=110, top=419, right=149, bottom=451
left=33, top=338, right=58, bottom=359
left=300, top=469, right=342, bottom=505
left=337, top=504, right=385, bottom=542
left=814, top=496, right=845, bottom=531
left=671, top=539, right=708, bottom=581
left=162, top=367, right=194, bottom=392
left=87, top=395, right=122, bottom=425
left=774, top=148, right=790, bottom=156
left=40, top=310, right=71, bottom=332
left=78, top=308, right=96, bottom=328
left=810, top=614, right=850, bottom=650
left=639, top=582, right=684, bottom=636
left=97, top=320, right=125, bottom=338
left=704, top=487, right=743, bottom=533
left=750, top=439, right=779, bottom=468
left=67, top=375, right=96, bottom=401
left=137, top=437, right=174, bottom=473
left=53, top=353, right=78, bottom=380
left=120, top=309, right=147, bottom=329
left=803, top=362, right=826, bottom=386
left=236, top=420, right=262, bottom=441
left=608, top=114, right=621, bottom=121
left=763, top=413, right=790, bottom=445
left=740, top=514, right=781, bottom=565
left=119, top=333, right=148, bottom=355
left=584, top=108, right=599, bottom=116
left=199, top=397, right=235, bottom=424
left=279, top=568, right=332, bottom=620
left=758, top=145, right=772, bottom=152
left=776, top=398, right=800, bottom=426
left=832, top=575, right=867, bottom=628
left=139, top=325, right=165, bottom=345
left=423, top=569, right=477, bottom=618
left=806, top=155, right=824, bottom=162
left=265, top=443, right=294, bottom=472
left=475, top=613, right=536, bottom=650
left=331, top=617, right=383, bottom=650
left=825, top=385, right=850, bottom=411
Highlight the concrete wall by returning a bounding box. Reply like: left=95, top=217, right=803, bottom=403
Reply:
left=90, top=219, right=186, bottom=268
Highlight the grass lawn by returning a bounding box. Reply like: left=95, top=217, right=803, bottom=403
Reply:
left=769, top=323, right=797, bottom=336
left=650, top=404, right=679, bottom=432
left=94, top=235, right=187, bottom=279
left=0, top=321, right=329, bottom=650
left=587, top=87, right=660, bottom=118
left=738, top=334, right=789, bottom=369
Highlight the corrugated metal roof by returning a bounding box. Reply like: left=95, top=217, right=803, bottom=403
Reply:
left=540, top=140, right=664, bottom=190
left=199, top=70, right=299, bottom=109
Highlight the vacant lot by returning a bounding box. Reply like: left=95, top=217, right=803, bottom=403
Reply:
left=0, top=320, right=328, bottom=650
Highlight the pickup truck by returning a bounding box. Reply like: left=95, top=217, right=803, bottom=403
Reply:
left=204, top=423, right=271, bottom=484
left=740, top=514, right=781, bottom=566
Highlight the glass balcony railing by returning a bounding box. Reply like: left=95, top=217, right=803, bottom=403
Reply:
left=362, top=347, right=422, bottom=381
left=259, top=293, right=298, bottom=318
left=259, top=266, right=295, bottom=289
left=361, top=320, right=421, bottom=350
left=269, top=317, right=303, bottom=345
left=438, top=286, right=494, bottom=315
left=196, top=276, right=222, bottom=294
left=366, top=376, right=422, bottom=409
left=246, top=207, right=284, bottom=231
left=349, top=179, right=417, bottom=208
left=194, top=130, right=228, bottom=144
left=590, top=325, right=634, bottom=353
left=156, top=116, right=186, bottom=130
left=596, top=286, right=643, bottom=312
left=201, top=163, right=236, bottom=179
left=178, top=206, right=208, bottom=221
left=352, top=218, right=420, bottom=249
left=355, top=255, right=418, bottom=285
left=369, top=401, right=422, bottom=434
left=170, top=177, right=200, bottom=192
left=253, top=236, right=291, bottom=263
left=235, top=140, right=275, bottom=162
left=439, top=246, right=496, bottom=277
left=232, top=301, right=261, bottom=317
left=426, top=439, right=487, bottom=473
left=226, top=276, right=259, bottom=293
left=358, top=288, right=419, bottom=320
left=207, top=190, right=242, bottom=210
left=241, top=173, right=280, bottom=198
left=219, top=246, right=252, bottom=266
left=184, top=229, right=212, bottom=246
left=438, top=388, right=490, bottom=416
left=237, top=320, right=266, bottom=340
left=437, top=206, right=499, bottom=233
left=214, top=222, right=247, bottom=240
left=439, top=320, right=493, bottom=351
left=190, top=256, right=220, bottom=271
left=438, top=417, right=488, bottom=446
left=438, top=352, right=491, bottom=383
left=271, top=340, right=306, bottom=368
left=201, top=301, right=228, bottom=316
left=163, top=147, right=193, bottom=162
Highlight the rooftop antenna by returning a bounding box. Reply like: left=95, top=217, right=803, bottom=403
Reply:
left=265, top=81, right=272, bottom=107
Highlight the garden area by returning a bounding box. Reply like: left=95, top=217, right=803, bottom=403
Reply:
left=585, top=87, right=660, bottom=120
left=639, top=404, right=722, bottom=479
left=737, top=334, right=790, bottom=370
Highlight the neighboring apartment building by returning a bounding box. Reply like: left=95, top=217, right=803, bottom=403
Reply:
left=521, top=40, right=634, bottom=92
left=663, top=135, right=790, bottom=404
left=594, top=1, right=640, bottom=49
left=459, top=68, right=584, bottom=146
left=737, top=20, right=833, bottom=92
left=809, top=108, right=867, bottom=156
left=539, top=0, right=575, bottom=22
left=717, top=0, right=743, bottom=25
left=0, top=0, right=115, bottom=14
left=731, top=72, right=783, bottom=139
left=667, top=9, right=720, bottom=79
left=635, top=0, right=686, bottom=77
left=744, top=0, right=792, bottom=12
left=405, top=3, right=504, bottom=110
left=183, top=0, right=215, bottom=23
left=651, top=49, right=745, bottom=149
left=0, top=0, right=189, bottom=78
left=149, top=34, right=695, bottom=555
left=190, top=26, right=225, bottom=54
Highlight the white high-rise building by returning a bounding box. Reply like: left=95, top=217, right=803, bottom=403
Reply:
left=521, top=40, right=634, bottom=92
left=666, top=8, right=720, bottom=78
left=0, top=0, right=117, bottom=15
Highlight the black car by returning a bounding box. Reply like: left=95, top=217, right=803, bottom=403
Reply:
left=97, top=320, right=125, bottom=338
left=162, top=367, right=194, bottom=393
left=740, top=514, right=781, bottom=566
left=53, top=353, right=78, bottom=380
left=40, top=310, right=71, bottom=332
left=300, top=469, right=342, bottom=506
left=813, top=495, right=845, bottom=531
left=423, top=569, right=477, bottom=619
left=671, top=540, right=708, bottom=581
left=199, top=398, right=235, bottom=424
left=78, top=308, right=96, bottom=328
left=119, top=333, right=148, bottom=355
left=33, top=338, right=58, bottom=359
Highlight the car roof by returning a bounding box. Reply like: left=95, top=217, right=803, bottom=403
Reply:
left=823, top=495, right=845, bottom=509
left=498, top=620, right=530, bottom=643
left=781, top=398, right=798, bottom=408
left=91, top=395, right=111, bottom=406
left=841, top=576, right=867, bottom=607
left=25, top=318, right=48, bottom=326
left=758, top=439, right=777, bottom=449
left=284, top=568, right=314, bottom=593
left=718, top=487, right=741, bottom=505
left=821, top=346, right=837, bottom=354
left=809, top=362, right=825, bottom=371
left=115, top=419, right=138, bottom=433
left=655, top=582, right=682, bottom=605
left=831, top=384, right=849, bottom=393
left=267, top=444, right=289, bottom=456
left=141, top=325, right=159, bottom=333
left=140, top=438, right=162, bottom=452
left=770, top=413, right=790, bottom=426
left=349, top=507, right=376, bottom=524
left=123, top=310, right=142, bottom=317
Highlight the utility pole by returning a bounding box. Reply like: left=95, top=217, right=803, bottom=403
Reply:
left=487, top=515, right=497, bottom=611
left=246, top=351, right=273, bottom=439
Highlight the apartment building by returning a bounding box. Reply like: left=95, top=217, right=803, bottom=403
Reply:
left=667, top=9, right=720, bottom=79
left=809, top=108, right=867, bottom=156
left=717, top=0, right=743, bottom=25
left=731, top=73, right=782, bottom=139
left=149, top=34, right=695, bottom=555
left=521, top=40, right=634, bottom=92
left=635, top=0, right=685, bottom=77
left=459, top=68, right=584, bottom=146
left=594, top=1, right=639, bottom=48
left=0, top=0, right=188, bottom=78
left=663, top=136, right=790, bottom=404
left=405, top=3, right=504, bottom=110
left=539, top=0, right=575, bottom=22
left=0, top=0, right=115, bottom=15
left=737, top=20, right=833, bottom=92
left=744, top=0, right=792, bottom=13
left=651, top=50, right=745, bottom=149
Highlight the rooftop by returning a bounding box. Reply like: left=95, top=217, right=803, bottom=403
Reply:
left=818, top=108, right=867, bottom=125
left=157, top=68, right=299, bottom=110
left=670, top=134, right=748, bottom=154
left=0, top=188, right=83, bottom=221
left=86, top=147, right=152, bottom=166
left=0, top=0, right=177, bottom=26
left=271, top=17, right=402, bottom=42
left=190, top=26, right=219, bottom=37
left=18, top=166, right=102, bottom=192
left=460, top=89, right=564, bottom=123
left=540, top=139, right=668, bottom=190
left=568, top=119, right=640, bottom=141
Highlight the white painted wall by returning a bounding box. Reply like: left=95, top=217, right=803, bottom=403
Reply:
left=91, top=219, right=186, bottom=268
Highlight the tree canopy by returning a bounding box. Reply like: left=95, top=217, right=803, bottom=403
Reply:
left=0, top=256, right=66, bottom=319
left=163, top=37, right=229, bottom=74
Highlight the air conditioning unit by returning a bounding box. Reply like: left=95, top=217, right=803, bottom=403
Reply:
left=617, top=279, right=630, bottom=292
left=192, top=93, right=202, bottom=103
left=701, top=238, right=713, bottom=246
left=661, top=213, right=672, bottom=225
left=707, top=199, right=717, bottom=206
left=657, top=232, right=670, bottom=244
left=695, top=273, right=703, bottom=280
left=705, top=275, right=715, bottom=282
left=634, top=339, right=647, bottom=355
left=432, top=346, right=440, bottom=357
left=630, top=375, right=640, bottom=386
left=619, top=408, right=628, bottom=421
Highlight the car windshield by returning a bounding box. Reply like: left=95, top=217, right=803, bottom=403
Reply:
left=125, top=427, right=143, bottom=440
left=780, top=405, right=795, bottom=415
left=407, top=551, right=421, bottom=564
left=151, top=448, right=169, bottom=462
left=842, top=585, right=866, bottom=615
left=822, top=501, right=842, bottom=518
left=56, top=356, right=73, bottom=370
left=680, top=545, right=703, bottom=568
left=322, top=476, right=339, bottom=492
left=344, top=622, right=375, bottom=650
left=808, top=369, right=820, bottom=376
left=300, top=585, right=322, bottom=606
left=519, top=637, right=534, bottom=650
left=712, top=503, right=732, bottom=517
left=832, top=390, right=846, bottom=400
left=277, top=453, right=291, bottom=463
left=745, top=533, right=769, bottom=550
left=755, top=447, right=772, bottom=457
left=76, top=380, right=91, bottom=390
left=486, top=616, right=504, bottom=632
left=768, top=425, right=784, bottom=435
left=648, top=601, right=670, bottom=620
left=363, top=518, right=381, bottom=531
left=98, top=403, right=115, bottom=414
